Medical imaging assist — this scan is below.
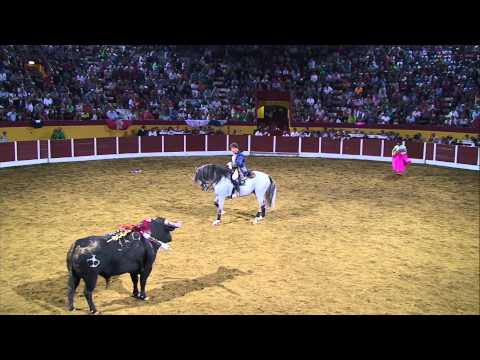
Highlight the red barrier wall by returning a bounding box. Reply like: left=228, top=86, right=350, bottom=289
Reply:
left=186, top=135, right=205, bottom=151
left=383, top=140, right=396, bottom=157
left=322, top=139, right=341, bottom=153
left=363, top=139, right=382, bottom=156
left=40, top=140, right=48, bottom=159
left=435, top=144, right=455, bottom=162
left=74, top=139, right=94, bottom=157
left=276, top=137, right=299, bottom=153
left=119, top=137, right=139, bottom=154
left=404, top=141, right=424, bottom=159
left=164, top=135, right=184, bottom=152
left=228, top=135, right=248, bottom=151
left=457, top=146, right=478, bottom=165
left=97, top=138, right=116, bottom=155
left=207, top=135, right=227, bottom=151
left=1, top=137, right=478, bottom=171
left=141, top=137, right=162, bottom=153
left=342, top=138, right=361, bottom=155
left=0, top=143, right=15, bottom=162
left=17, top=141, right=38, bottom=160
left=301, top=137, right=319, bottom=153
left=251, top=136, right=274, bottom=152
left=50, top=140, right=72, bottom=158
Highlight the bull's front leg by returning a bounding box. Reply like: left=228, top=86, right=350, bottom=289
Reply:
left=138, top=266, right=152, bottom=301
left=130, top=272, right=139, bottom=299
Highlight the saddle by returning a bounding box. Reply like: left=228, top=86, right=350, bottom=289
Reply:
left=231, top=169, right=255, bottom=185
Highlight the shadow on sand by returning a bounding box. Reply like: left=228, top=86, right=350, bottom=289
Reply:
left=14, top=266, right=250, bottom=314
left=384, top=173, right=403, bottom=181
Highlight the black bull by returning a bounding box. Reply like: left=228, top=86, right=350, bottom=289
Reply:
left=66, top=217, right=181, bottom=314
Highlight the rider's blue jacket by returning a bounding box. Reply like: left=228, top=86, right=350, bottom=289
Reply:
left=234, top=152, right=247, bottom=168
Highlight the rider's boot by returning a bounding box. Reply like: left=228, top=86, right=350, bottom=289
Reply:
left=231, top=180, right=241, bottom=198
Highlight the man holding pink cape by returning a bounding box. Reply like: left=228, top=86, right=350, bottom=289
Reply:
left=392, top=143, right=412, bottom=175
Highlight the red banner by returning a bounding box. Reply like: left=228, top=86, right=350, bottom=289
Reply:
left=105, top=119, right=133, bottom=130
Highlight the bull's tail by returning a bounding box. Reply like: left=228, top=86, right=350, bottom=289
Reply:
left=265, top=176, right=277, bottom=209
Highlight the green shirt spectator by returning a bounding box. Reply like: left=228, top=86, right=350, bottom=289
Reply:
left=51, top=128, right=66, bottom=140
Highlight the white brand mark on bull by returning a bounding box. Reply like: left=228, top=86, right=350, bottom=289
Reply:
left=87, top=254, right=100, bottom=268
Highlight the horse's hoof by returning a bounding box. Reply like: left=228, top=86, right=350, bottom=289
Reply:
left=213, top=220, right=221, bottom=226
left=253, top=217, right=263, bottom=224
left=68, top=307, right=76, bottom=312
left=90, top=310, right=100, bottom=315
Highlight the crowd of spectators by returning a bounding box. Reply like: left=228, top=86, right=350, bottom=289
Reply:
left=253, top=126, right=480, bottom=147
left=289, top=46, right=480, bottom=127
left=0, top=45, right=478, bottom=128
left=137, top=125, right=224, bottom=136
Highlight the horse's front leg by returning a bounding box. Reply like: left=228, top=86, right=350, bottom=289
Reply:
left=213, top=197, right=225, bottom=225
left=214, top=196, right=225, bottom=215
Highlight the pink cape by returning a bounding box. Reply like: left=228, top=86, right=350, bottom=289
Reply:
left=392, top=152, right=412, bottom=174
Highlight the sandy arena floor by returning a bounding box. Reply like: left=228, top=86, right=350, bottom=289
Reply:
left=0, top=156, right=478, bottom=314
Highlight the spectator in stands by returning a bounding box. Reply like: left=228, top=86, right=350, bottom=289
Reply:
left=6, top=108, right=18, bottom=122
left=137, top=126, right=147, bottom=136
left=0, top=131, right=9, bottom=143
left=51, top=128, right=66, bottom=140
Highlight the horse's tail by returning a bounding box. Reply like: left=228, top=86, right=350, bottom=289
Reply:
left=265, top=176, right=276, bottom=209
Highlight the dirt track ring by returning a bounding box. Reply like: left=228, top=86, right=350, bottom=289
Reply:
left=1, top=156, right=478, bottom=314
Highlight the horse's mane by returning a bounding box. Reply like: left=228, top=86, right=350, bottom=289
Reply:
left=194, top=164, right=230, bottom=186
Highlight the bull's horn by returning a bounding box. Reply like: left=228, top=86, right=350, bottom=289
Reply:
left=165, top=219, right=182, bottom=228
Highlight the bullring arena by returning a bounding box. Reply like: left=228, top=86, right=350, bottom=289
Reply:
left=0, top=134, right=479, bottom=314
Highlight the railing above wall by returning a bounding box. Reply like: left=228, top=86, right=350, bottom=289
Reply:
left=0, top=135, right=479, bottom=171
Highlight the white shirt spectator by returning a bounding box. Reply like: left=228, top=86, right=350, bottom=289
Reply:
left=255, top=130, right=263, bottom=136
left=406, top=114, right=416, bottom=124
left=106, top=110, right=119, bottom=120
left=379, top=114, right=391, bottom=124
left=310, top=74, right=318, bottom=83
left=6, top=111, right=17, bottom=122
left=92, top=113, right=98, bottom=121
left=0, top=72, right=6, bottom=82
left=323, top=86, right=333, bottom=95
left=43, top=97, right=53, bottom=107
left=412, top=110, right=422, bottom=119
left=26, top=102, right=34, bottom=113
left=447, top=110, right=459, bottom=119
left=306, top=97, right=315, bottom=106
left=290, top=131, right=300, bottom=137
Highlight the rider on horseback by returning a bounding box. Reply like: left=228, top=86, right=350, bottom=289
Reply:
left=227, top=142, right=251, bottom=198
